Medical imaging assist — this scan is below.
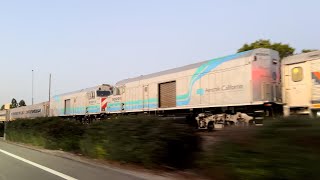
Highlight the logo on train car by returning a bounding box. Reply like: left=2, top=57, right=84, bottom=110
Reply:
left=112, top=97, right=121, bottom=102
left=101, top=98, right=107, bottom=111
left=205, top=84, right=244, bottom=93
left=312, top=72, right=320, bottom=84
left=11, top=109, right=42, bottom=116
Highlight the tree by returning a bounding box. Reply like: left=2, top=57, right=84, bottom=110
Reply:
left=301, top=49, right=317, bottom=53
left=19, top=100, right=26, bottom=107
left=10, top=98, right=18, bottom=109
left=0, top=105, right=4, bottom=110
left=238, top=39, right=295, bottom=59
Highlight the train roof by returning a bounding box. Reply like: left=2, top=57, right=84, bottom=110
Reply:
left=116, top=48, right=275, bottom=86
left=282, top=50, right=320, bottom=65
left=52, top=84, right=112, bottom=97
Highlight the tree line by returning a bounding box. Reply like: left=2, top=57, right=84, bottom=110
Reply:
left=0, top=98, right=26, bottom=110
left=237, top=39, right=317, bottom=59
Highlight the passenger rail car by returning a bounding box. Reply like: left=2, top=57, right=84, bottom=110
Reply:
left=10, top=102, right=49, bottom=120
left=0, top=110, right=7, bottom=122
left=282, top=50, right=320, bottom=117
left=107, top=48, right=281, bottom=120
left=0, top=102, right=49, bottom=121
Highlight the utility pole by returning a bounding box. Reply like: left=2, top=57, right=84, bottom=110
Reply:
left=48, top=73, right=51, bottom=117
left=49, top=73, right=51, bottom=101
left=32, top=70, right=34, bottom=105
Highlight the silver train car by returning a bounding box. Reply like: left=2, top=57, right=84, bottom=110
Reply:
left=2, top=48, right=319, bottom=128
left=107, top=48, right=281, bottom=114
left=0, top=110, right=7, bottom=122
left=104, top=48, right=282, bottom=128
left=0, top=102, right=49, bottom=122
left=9, top=102, right=49, bottom=120
left=282, top=50, right=320, bottom=117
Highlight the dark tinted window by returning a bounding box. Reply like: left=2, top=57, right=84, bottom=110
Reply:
left=97, top=91, right=111, bottom=97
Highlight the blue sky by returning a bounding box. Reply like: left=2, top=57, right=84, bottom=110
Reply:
left=0, top=0, right=319, bottom=105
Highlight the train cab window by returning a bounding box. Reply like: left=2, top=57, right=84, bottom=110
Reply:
left=97, top=90, right=111, bottom=97
left=87, top=91, right=95, bottom=99
left=113, top=87, right=120, bottom=95
left=292, top=67, right=303, bottom=82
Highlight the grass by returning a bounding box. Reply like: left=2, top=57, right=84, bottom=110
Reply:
left=198, top=117, right=320, bottom=180
left=6, top=115, right=320, bottom=178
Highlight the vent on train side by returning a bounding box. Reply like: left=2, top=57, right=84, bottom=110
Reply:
left=309, top=54, right=320, bottom=59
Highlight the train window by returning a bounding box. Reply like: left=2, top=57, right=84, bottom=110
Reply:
left=292, top=67, right=303, bottom=82
left=97, top=90, right=111, bottom=97
left=114, top=87, right=120, bottom=95
left=87, top=91, right=95, bottom=99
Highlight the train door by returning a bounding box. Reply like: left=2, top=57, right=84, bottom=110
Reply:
left=284, top=63, right=309, bottom=107
left=143, top=85, right=149, bottom=110
left=45, top=103, right=49, bottom=117
left=159, top=81, right=176, bottom=108
left=64, top=99, right=71, bottom=115
left=119, top=86, right=126, bottom=111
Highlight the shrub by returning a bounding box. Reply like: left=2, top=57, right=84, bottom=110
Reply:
left=80, top=115, right=201, bottom=169
left=6, top=117, right=85, bottom=151
left=5, top=116, right=201, bottom=169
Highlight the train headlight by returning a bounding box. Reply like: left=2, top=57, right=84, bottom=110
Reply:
left=317, top=111, right=320, bottom=117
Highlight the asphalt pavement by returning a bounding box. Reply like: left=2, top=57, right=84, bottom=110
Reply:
left=0, top=140, right=149, bottom=180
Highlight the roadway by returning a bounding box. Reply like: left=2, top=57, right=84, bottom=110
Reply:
left=0, top=140, right=147, bottom=180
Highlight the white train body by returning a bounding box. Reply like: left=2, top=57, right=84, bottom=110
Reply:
left=50, top=84, right=112, bottom=117
left=282, top=50, right=320, bottom=117
left=2, top=48, right=320, bottom=125
left=0, top=110, right=7, bottom=122
left=107, top=48, right=281, bottom=114
left=9, top=102, right=49, bottom=120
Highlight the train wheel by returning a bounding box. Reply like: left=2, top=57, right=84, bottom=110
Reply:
left=207, top=122, right=214, bottom=132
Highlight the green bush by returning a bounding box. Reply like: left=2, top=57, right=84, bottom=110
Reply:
left=198, top=117, right=320, bottom=180
left=6, top=116, right=200, bottom=169
left=80, top=115, right=201, bottom=168
left=6, top=117, right=84, bottom=151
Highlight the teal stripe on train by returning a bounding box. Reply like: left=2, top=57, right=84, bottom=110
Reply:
left=176, top=50, right=251, bottom=106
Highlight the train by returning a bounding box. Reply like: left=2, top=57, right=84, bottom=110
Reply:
left=1, top=48, right=319, bottom=129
